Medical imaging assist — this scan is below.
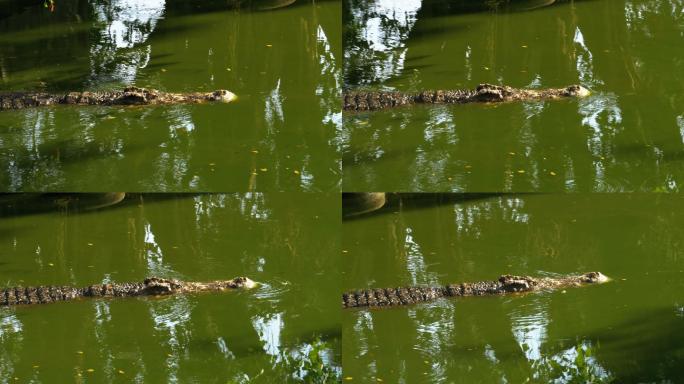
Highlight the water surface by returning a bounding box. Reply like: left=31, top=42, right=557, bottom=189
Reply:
left=343, top=194, right=684, bottom=382
left=0, top=0, right=341, bottom=192
left=342, top=0, right=684, bottom=192
left=0, top=193, right=340, bottom=382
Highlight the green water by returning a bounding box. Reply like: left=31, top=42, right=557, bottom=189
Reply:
left=0, top=0, right=341, bottom=192
left=0, top=193, right=340, bottom=382
left=342, top=194, right=684, bottom=383
left=342, top=0, right=684, bottom=192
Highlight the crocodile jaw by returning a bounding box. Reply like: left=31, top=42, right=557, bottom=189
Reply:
left=239, top=277, right=258, bottom=289
left=576, top=85, right=591, bottom=97
left=212, top=90, right=238, bottom=103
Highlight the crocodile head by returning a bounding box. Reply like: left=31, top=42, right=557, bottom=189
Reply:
left=580, top=271, right=610, bottom=284
left=563, top=85, right=591, bottom=98
left=209, top=90, right=237, bottom=103
left=231, top=276, right=258, bottom=289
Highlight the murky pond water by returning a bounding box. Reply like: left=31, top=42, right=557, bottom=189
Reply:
left=0, top=0, right=341, bottom=192
left=0, top=193, right=340, bottom=382
left=343, top=0, right=684, bottom=192
left=342, top=194, right=684, bottom=382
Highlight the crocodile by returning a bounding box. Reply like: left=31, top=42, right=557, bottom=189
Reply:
left=342, top=272, right=609, bottom=308
left=343, top=84, right=590, bottom=111
left=1, top=276, right=256, bottom=306
left=0, top=87, right=237, bottom=111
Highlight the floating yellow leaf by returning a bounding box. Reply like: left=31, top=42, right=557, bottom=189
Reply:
left=118, top=370, right=125, bottom=374
left=208, top=163, right=216, bottom=166
left=251, top=150, right=259, bottom=154
left=464, top=165, right=472, bottom=169
left=344, top=378, right=353, bottom=381
left=33, top=365, right=39, bottom=369
left=483, top=66, right=490, bottom=70
left=87, top=243, right=93, bottom=246
left=260, top=168, right=268, bottom=172
left=293, top=170, right=300, bottom=175
left=87, top=369, right=95, bottom=373
left=48, top=263, right=54, bottom=267
left=517, top=170, right=525, bottom=174
left=77, top=351, right=84, bottom=354
left=161, top=68, right=167, bottom=72
left=508, top=152, right=516, bottom=156
left=550, top=171, right=557, bottom=176
left=521, top=45, right=528, bottom=48
left=266, top=44, right=273, bottom=47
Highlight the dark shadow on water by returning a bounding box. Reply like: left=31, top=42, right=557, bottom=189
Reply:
left=343, top=193, right=524, bottom=221
left=589, top=307, right=684, bottom=382
left=417, top=0, right=596, bottom=16
left=0, top=193, right=205, bottom=219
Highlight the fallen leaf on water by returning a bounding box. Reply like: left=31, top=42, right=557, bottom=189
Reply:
left=208, top=163, right=215, bottom=166
left=77, top=351, right=84, bottom=354
left=251, top=150, right=259, bottom=154
left=508, top=152, right=516, bottom=156
left=48, top=263, right=54, bottom=267
left=464, top=165, right=472, bottom=169
left=161, top=68, right=167, bottom=72
left=266, top=44, right=273, bottom=47
left=521, top=45, right=528, bottom=48
left=118, top=370, right=125, bottom=374
left=226, top=68, right=232, bottom=71
left=550, top=171, right=557, bottom=176
left=87, top=243, right=93, bottom=246
left=33, top=365, right=39, bottom=369
left=517, top=170, right=526, bottom=174
left=260, top=168, right=268, bottom=172
left=344, top=378, right=353, bottom=381
left=483, top=66, right=490, bottom=70
left=87, top=369, right=94, bottom=373
left=293, top=170, right=300, bottom=175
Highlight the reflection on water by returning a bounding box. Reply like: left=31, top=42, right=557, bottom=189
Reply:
left=343, top=0, right=684, bottom=192
left=0, top=0, right=341, bottom=191
left=89, top=0, right=165, bottom=87
left=0, top=193, right=340, bottom=382
left=343, top=194, right=684, bottom=382
left=343, top=0, right=422, bottom=86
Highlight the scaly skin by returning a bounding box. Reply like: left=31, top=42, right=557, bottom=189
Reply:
left=343, top=84, right=590, bottom=111
left=0, top=87, right=237, bottom=111
left=342, top=272, right=609, bottom=308
left=1, top=277, right=256, bottom=306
